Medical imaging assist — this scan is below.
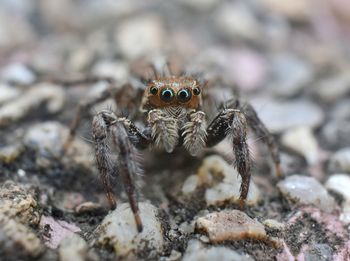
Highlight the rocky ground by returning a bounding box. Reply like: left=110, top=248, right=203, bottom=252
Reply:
left=1, top=0, right=350, bottom=260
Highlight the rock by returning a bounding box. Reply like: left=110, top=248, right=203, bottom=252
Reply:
left=250, top=98, right=324, bottom=133
left=0, top=214, right=44, bottom=258
left=23, top=121, right=93, bottom=169
left=59, top=234, right=89, bottom=261
left=328, top=148, right=350, bottom=173
left=115, top=15, right=165, bottom=59
left=260, top=0, right=311, bottom=21
left=0, top=84, right=20, bottom=104
left=92, top=60, right=129, bottom=83
left=215, top=3, right=262, bottom=42
left=281, top=126, right=320, bottom=165
left=195, top=210, right=267, bottom=243
left=0, top=83, right=64, bottom=127
left=268, top=54, right=313, bottom=97
left=302, top=244, right=333, bottom=261
left=183, top=240, right=254, bottom=261
left=0, top=63, right=36, bottom=84
left=178, top=0, right=219, bottom=11
left=325, top=174, right=350, bottom=202
left=0, top=143, right=23, bottom=164
left=0, top=181, right=40, bottom=226
left=277, top=175, right=335, bottom=212
left=182, top=155, right=261, bottom=206
left=263, top=219, right=285, bottom=231
left=40, top=216, right=81, bottom=249
left=321, top=119, right=350, bottom=148
left=97, top=202, right=164, bottom=258
left=325, top=174, right=350, bottom=223
left=314, top=75, right=350, bottom=103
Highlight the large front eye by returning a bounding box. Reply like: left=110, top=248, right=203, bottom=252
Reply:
left=160, top=88, right=175, bottom=102
left=177, top=88, right=192, bottom=103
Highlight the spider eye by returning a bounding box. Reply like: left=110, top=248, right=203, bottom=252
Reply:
left=177, top=89, right=192, bottom=103
left=193, top=87, right=201, bottom=96
left=150, top=86, right=158, bottom=95
left=160, top=88, right=175, bottom=102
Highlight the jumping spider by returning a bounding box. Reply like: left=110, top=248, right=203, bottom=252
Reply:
left=64, top=65, right=283, bottom=233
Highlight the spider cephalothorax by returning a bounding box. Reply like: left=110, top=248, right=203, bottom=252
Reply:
left=64, top=67, right=283, bottom=233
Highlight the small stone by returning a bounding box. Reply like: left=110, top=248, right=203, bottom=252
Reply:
left=75, top=202, right=103, bottom=214
left=268, top=54, right=313, bottom=97
left=251, top=98, right=324, bottom=133
left=281, top=126, right=320, bottom=165
left=328, top=148, right=350, bottom=173
left=0, top=143, right=23, bottom=164
left=195, top=155, right=261, bottom=206
left=1, top=63, right=36, bottom=84
left=183, top=240, right=254, bottom=261
left=215, top=3, right=262, bottom=42
left=315, top=75, right=350, bottom=103
left=92, top=60, right=128, bottom=83
left=40, top=216, right=81, bottom=249
left=302, top=244, right=333, bottom=261
left=0, top=84, right=20, bottom=104
left=59, top=234, right=89, bottom=261
left=0, top=214, right=44, bottom=258
left=195, top=210, right=267, bottom=243
left=181, top=175, right=199, bottom=194
left=97, top=202, right=164, bottom=258
left=0, top=181, right=40, bottom=226
left=0, top=83, right=64, bottom=127
left=115, top=15, right=165, bottom=59
left=325, top=174, right=350, bottom=201
left=277, top=175, right=335, bottom=212
left=263, top=219, right=285, bottom=231
left=23, top=121, right=93, bottom=168
left=164, top=249, right=182, bottom=261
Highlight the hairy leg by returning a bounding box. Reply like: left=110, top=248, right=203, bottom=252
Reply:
left=206, top=109, right=251, bottom=208
left=92, top=110, right=151, bottom=232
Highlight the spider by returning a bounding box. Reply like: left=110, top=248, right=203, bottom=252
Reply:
left=64, top=64, right=283, bottom=233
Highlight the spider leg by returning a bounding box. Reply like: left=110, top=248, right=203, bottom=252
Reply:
left=228, top=99, right=283, bottom=178
left=206, top=109, right=251, bottom=209
left=92, top=110, right=151, bottom=233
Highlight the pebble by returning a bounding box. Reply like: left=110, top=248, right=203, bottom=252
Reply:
left=182, top=155, right=261, bottom=206
left=115, top=15, right=165, bottom=59
left=195, top=210, right=267, bottom=243
left=250, top=98, right=324, bottom=133
left=23, top=121, right=93, bottom=169
left=97, top=202, right=164, bottom=258
left=263, top=219, right=285, bottom=231
left=315, top=74, right=350, bottom=103
left=91, top=60, right=129, bottom=83
left=0, top=83, right=64, bottom=127
left=59, top=234, right=89, bottom=261
left=0, top=63, right=36, bottom=84
left=328, top=148, right=350, bottom=173
left=325, top=174, right=350, bottom=223
left=260, top=0, right=311, bottom=21
left=0, top=181, right=40, bottom=226
left=281, top=126, right=320, bottom=165
left=215, top=2, right=262, bottom=42
left=0, top=214, right=44, bottom=258
left=301, top=244, right=333, bottom=261
left=268, top=54, right=313, bottom=97
left=277, top=175, right=335, bottom=212
left=0, top=143, right=23, bottom=164
left=0, top=84, right=20, bottom=104
left=183, top=240, right=254, bottom=261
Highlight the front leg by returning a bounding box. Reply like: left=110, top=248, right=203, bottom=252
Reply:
left=207, top=109, right=251, bottom=209
left=92, top=110, right=151, bottom=232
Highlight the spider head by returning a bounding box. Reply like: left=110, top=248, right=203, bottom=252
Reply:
left=141, top=76, right=202, bottom=111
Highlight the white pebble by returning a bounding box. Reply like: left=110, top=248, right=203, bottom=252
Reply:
left=329, top=148, right=350, bottom=173
left=277, top=175, right=335, bottom=212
